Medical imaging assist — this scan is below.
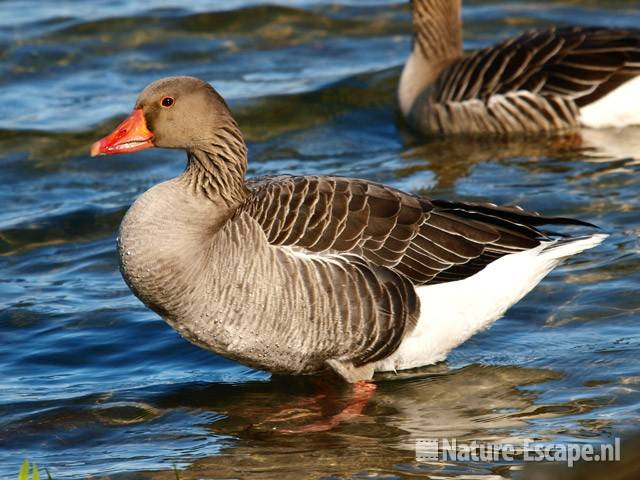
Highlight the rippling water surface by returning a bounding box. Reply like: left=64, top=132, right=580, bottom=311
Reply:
left=2, top=1, right=640, bottom=478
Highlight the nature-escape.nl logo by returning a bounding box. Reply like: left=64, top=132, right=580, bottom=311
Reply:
left=416, top=438, right=621, bottom=467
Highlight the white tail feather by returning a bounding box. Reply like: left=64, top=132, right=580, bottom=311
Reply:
left=580, top=76, right=640, bottom=128
left=538, top=234, right=608, bottom=260
left=375, top=233, right=607, bottom=372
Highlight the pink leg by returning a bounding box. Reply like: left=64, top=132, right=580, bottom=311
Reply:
left=277, top=381, right=376, bottom=434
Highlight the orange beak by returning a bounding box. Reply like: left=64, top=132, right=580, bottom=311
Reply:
left=90, top=109, right=154, bottom=157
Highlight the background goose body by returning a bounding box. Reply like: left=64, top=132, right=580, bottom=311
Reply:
left=96, top=77, right=605, bottom=383
left=400, top=1, right=640, bottom=135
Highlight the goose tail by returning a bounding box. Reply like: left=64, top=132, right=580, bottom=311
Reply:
left=539, top=233, right=608, bottom=261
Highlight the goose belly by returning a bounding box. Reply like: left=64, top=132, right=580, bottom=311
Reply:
left=580, top=76, right=640, bottom=129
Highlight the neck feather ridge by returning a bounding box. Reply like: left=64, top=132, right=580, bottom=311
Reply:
left=182, top=122, right=248, bottom=206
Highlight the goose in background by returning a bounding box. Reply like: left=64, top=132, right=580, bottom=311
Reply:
left=400, top=0, right=640, bottom=135
left=91, top=76, right=605, bottom=389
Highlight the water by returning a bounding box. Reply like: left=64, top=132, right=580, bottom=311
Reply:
left=2, top=1, right=640, bottom=478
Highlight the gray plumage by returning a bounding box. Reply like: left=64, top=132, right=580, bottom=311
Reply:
left=98, top=77, right=598, bottom=382
left=400, top=0, right=640, bottom=135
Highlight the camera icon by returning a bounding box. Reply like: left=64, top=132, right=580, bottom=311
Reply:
left=416, top=439, right=439, bottom=461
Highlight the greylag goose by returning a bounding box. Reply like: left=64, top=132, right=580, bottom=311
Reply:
left=91, top=76, right=605, bottom=383
left=400, top=0, right=640, bottom=135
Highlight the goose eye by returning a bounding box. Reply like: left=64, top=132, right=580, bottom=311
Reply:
left=161, top=96, right=174, bottom=108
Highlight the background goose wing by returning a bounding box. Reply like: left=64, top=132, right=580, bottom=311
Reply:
left=241, top=175, right=591, bottom=286
left=429, top=27, right=640, bottom=132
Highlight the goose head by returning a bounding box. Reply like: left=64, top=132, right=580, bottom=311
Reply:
left=91, top=76, right=235, bottom=156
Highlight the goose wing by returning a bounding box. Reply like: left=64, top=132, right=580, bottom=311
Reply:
left=242, top=175, right=590, bottom=285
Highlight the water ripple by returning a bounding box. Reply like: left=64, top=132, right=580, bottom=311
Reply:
left=1, top=1, right=639, bottom=478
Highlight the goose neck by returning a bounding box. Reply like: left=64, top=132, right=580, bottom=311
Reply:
left=181, top=126, right=249, bottom=207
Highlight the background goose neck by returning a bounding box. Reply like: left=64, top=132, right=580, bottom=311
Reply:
left=412, top=0, right=462, bottom=62
left=399, top=0, right=462, bottom=116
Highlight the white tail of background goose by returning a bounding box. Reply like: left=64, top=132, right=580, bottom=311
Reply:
left=91, top=76, right=606, bottom=384
left=400, top=0, right=640, bottom=135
